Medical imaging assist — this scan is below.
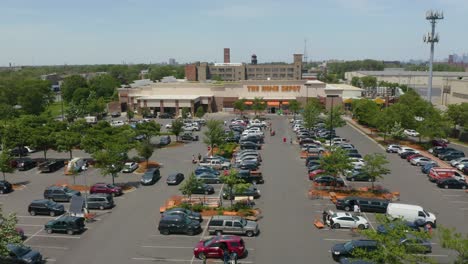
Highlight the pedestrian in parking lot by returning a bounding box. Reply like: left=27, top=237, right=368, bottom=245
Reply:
left=353, top=203, right=361, bottom=216
left=424, top=223, right=433, bottom=235
left=198, top=153, right=202, bottom=162
left=322, top=210, right=328, bottom=225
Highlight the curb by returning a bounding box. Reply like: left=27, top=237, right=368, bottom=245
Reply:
left=345, top=121, right=385, bottom=151
left=122, top=186, right=137, bottom=194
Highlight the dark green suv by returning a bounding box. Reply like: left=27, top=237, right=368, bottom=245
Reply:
left=158, top=215, right=201, bottom=236
left=44, top=216, right=85, bottom=235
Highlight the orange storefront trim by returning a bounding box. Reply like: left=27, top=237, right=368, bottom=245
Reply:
left=282, top=101, right=289, bottom=105
left=244, top=101, right=253, bottom=105
left=267, top=101, right=280, bottom=106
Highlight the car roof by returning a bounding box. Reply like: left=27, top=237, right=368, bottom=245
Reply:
left=212, top=235, right=243, bottom=242
left=333, top=212, right=355, bottom=217
left=352, top=239, right=378, bottom=246
left=31, top=199, right=51, bottom=204
left=161, top=215, right=184, bottom=221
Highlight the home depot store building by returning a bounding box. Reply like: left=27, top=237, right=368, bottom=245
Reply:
left=118, top=80, right=334, bottom=115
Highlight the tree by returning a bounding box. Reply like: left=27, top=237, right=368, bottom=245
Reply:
left=179, top=173, right=203, bottom=203
left=203, top=120, right=225, bottom=155
left=0, top=151, right=14, bottom=181
left=89, top=74, right=120, bottom=99
left=140, top=107, right=151, bottom=118
left=0, top=208, right=22, bottom=257
left=319, top=147, right=353, bottom=177
left=390, top=121, right=405, bottom=140
left=92, top=143, right=127, bottom=185
left=351, top=76, right=361, bottom=87
left=195, top=106, right=205, bottom=118
left=54, top=130, right=81, bottom=159
left=361, top=153, right=390, bottom=189
left=135, top=122, right=161, bottom=143
left=438, top=226, right=468, bottom=264
left=233, top=99, right=246, bottom=116
left=29, top=125, right=56, bottom=160
left=303, top=101, right=321, bottom=131
left=181, top=108, right=190, bottom=119
left=137, top=142, right=154, bottom=167
left=220, top=169, right=246, bottom=207
left=325, top=106, right=346, bottom=130
left=17, top=79, right=54, bottom=115
left=127, top=110, right=134, bottom=121
left=352, top=99, right=380, bottom=126
left=354, top=215, right=435, bottom=264
left=171, top=119, right=184, bottom=141
left=251, top=97, right=266, bottom=116
left=61, top=75, right=88, bottom=103
left=288, top=100, right=301, bottom=118
left=446, top=103, right=468, bottom=130
left=85, top=93, right=106, bottom=117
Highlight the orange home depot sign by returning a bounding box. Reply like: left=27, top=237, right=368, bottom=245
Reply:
left=247, top=85, right=301, bottom=92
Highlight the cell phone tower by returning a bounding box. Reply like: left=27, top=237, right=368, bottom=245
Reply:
left=423, top=10, right=444, bottom=103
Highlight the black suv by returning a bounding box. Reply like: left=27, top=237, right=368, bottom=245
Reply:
left=5, top=244, right=43, bottom=264
left=158, top=215, right=202, bottom=236
left=180, top=133, right=199, bottom=141
left=44, top=216, right=86, bottom=235
left=28, top=199, right=65, bottom=216
left=331, top=240, right=378, bottom=261
left=38, top=159, right=65, bottom=173
left=0, top=180, right=13, bottom=194
left=162, top=208, right=203, bottom=222
left=17, top=158, right=37, bottom=171
left=43, top=186, right=81, bottom=202
left=335, top=197, right=389, bottom=213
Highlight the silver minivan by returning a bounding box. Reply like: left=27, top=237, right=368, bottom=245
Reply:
left=86, top=194, right=114, bottom=210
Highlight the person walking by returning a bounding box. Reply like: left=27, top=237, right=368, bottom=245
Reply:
left=353, top=203, right=361, bottom=216
left=198, top=153, right=202, bottom=162
left=322, top=210, right=328, bottom=225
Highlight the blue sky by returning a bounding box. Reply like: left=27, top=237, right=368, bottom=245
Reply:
left=1, top=0, right=467, bottom=65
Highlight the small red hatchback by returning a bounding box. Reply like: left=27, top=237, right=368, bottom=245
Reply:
left=89, top=183, right=123, bottom=196
left=193, top=235, right=247, bottom=260
left=407, top=154, right=422, bottom=162
left=309, top=169, right=326, bottom=180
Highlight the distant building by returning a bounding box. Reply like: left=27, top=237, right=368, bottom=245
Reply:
left=224, top=48, right=230, bottom=63
left=40, top=73, right=61, bottom=86
left=185, top=50, right=303, bottom=82
left=168, top=58, right=177, bottom=65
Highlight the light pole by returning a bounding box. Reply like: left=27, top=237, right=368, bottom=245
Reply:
left=329, top=96, right=334, bottom=147
left=424, top=10, right=443, bottom=103
left=81, top=164, right=89, bottom=210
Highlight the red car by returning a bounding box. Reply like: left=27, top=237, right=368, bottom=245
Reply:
left=89, top=183, right=123, bottom=196
left=309, top=169, right=326, bottom=180
left=193, top=235, right=247, bottom=260
left=407, top=154, right=423, bottom=162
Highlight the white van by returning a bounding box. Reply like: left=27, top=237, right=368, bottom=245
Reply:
left=386, top=203, right=436, bottom=227
left=65, top=157, right=87, bottom=175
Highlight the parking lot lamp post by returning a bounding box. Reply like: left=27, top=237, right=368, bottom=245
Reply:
left=82, top=164, right=89, bottom=209
left=329, top=96, right=334, bottom=148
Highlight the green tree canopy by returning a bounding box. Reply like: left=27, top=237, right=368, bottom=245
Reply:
left=203, top=120, right=225, bottom=153
left=171, top=119, right=184, bottom=141
left=92, top=142, right=128, bottom=185
left=325, top=106, right=346, bottom=130
left=61, top=75, right=88, bottom=103
left=352, top=99, right=380, bottom=126
left=137, top=142, right=154, bottom=167
left=179, top=173, right=203, bottom=202
left=288, top=100, right=301, bottom=116
left=319, top=147, right=353, bottom=177
left=0, top=208, right=23, bottom=257
left=89, top=74, right=120, bottom=99
left=233, top=99, right=246, bottom=116
left=54, top=130, right=82, bottom=159
left=0, top=151, right=14, bottom=181
left=220, top=169, right=246, bottom=207
left=361, top=153, right=390, bottom=189
left=303, top=101, right=321, bottom=130
left=195, top=106, right=205, bottom=118
left=252, top=97, right=266, bottom=116
left=438, top=225, right=468, bottom=264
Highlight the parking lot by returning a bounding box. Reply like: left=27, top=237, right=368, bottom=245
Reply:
left=1, top=113, right=466, bottom=263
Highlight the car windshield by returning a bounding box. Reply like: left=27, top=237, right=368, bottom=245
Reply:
left=352, top=216, right=360, bottom=221
left=185, top=217, right=192, bottom=225
left=423, top=210, right=430, bottom=217
left=343, top=241, right=355, bottom=251
left=107, top=184, right=115, bottom=188
left=63, top=187, right=71, bottom=193
left=10, top=245, right=30, bottom=257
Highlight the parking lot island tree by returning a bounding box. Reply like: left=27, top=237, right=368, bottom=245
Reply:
left=137, top=142, right=154, bottom=167
left=233, top=99, right=246, bottom=116
left=361, top=153, right=390, bottom=190
left=92, top=143, right=128, bottom=185
left=303, top=101, right=321, bottom=131
left=0, top=151, right=14, bottom=181
left=252, top=97, right=266, bottom=117
left=195, top=106, right=205, bottom=118
left=220, top=169, right=246, bottom=207
left=54, top=130, right=81, bottom=160
left=319, top=147, right=353, bottom=178
left=135, top=122, right=161, bottom=144
left=354, top=215, right=435, bottom=264
left=203, top=120, right=225, bottom=156
left=179, top=173, right=204, bottom=203
left=126, top=109, right=134, bottom=122
left=171, top=119, right=184, bottom=141
left=325, top=105, right=346, bottom=131
left=0, top=208, right=23, bottom=257
left=288, top=100, right=302, bottom=118
left=182, top=107, right=190, bottom=119
left=29, top=125, right=56, bottom=161
left=438, top=226, right=468, bottom=264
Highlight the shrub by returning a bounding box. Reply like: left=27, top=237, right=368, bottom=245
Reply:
left=218, top=143, right=239, bottom=158
left=191, top=204, right=204, bottom=212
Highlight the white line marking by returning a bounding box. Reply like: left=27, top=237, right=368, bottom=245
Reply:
left=17, top=215, right=56, bottom=219
left=132, top=258, right=254, bottom=263
left=45, top=259, right=56, bottom=262
left=24, top=234, right=81, bottom=239
left=324, top=238, right=350, bottom=241
left=415, top=254, right=448, bottom=257
left=16, top=224, right=44, bottom=227
left=26, top=245, right=69, bottom=250
left=450, top=201, right=468, bottom=203
left=363, top=212, right=375, bottom=230
left=24, top=229, right=43, bottom=244
left=442, top=194, right=462, bottom=197
left=141, top=246, right=192, bottom=249
left=345, top=120, right=385, bottom=151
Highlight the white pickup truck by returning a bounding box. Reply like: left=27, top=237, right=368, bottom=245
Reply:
left=199, top=159, right=231, bottom=170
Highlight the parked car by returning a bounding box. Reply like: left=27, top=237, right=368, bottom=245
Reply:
left=347, top=153, right=363, bottom=159
left=386, top=144, right=402, bottom=153
left=194, top=166, right=220, bottom=176
left=428, top=167, right=465, bottom=182
left=331, top=239, right=378, bottom=261
left=158, top=215, right=201, bottom=236
left=406, top=153, right=423, bottom=162
left=335, top=197, right=389, bottom=213
left=17, top=158, right=37, bottom=171
left=110, top=112, right=121, bottom=117
left=5, top=244, right=43, bottom=264
left=314, top=175, right=344, bottom=187
left=183, top=183, right=215, bottom=195
left=404, top=129, right=420, bottom=137
left=38, top=159, right=65, bottom=173
left=166, top=172, right=185, bottom=185
left=207, top=216, right=259, bottom=237
left=159, top=135, right=172, bottom=146
left=240, top=141, right=261, bottom=150
left=421, top=163, right=439, bottom=174
left=196, top=173, right=222, bottom=184
left=43, top=186, right=81, bottom=202
left=10, top=147, right=28, bottom=157
left=44, top=215, right=85, bottom=235
left=159, top=113, right=173, bottom=119
left=431, top=139, right=448, bottom=147
left=162, top=208, right=202, bottom=222
left=398, top=147, right=418, bottom=155
left=180, top=132, right=199, bottom=141
left=450, top=157, right=468, bottom=167
left=222, top=185, right=260, bottom=200
left=86, top=193, right=114, bottom=210
left=89, top=183, right=123, bottom=196
left=140, top=168, right=161, bottom=185
left=327, top=212, right=369, bottom=230
left=456, top=162, right=468, bottom=171
left=0, top=180, right=13, bottom=194
left=194, top=235, right=247, bottom=260
left=122, top=162, right=138, bottom=173
left=399, top=235, right=432, bottom=254
left=400, top=151, right=420, bottom=159
left=410, top=156, right=434, bottom=166
left=435, top=147, right=459, bottom=158
left=428, top=146, right=446, bottom=154
left=439, top=151, right=465, bottom=161
left=346, top=170, right=372, bottom=182
left=376, top=219, right=424, bottom=234
left=237, top=161, right=259, bottom=171
left=28, top=199, right=65, bottom=216
left=436, top=178, right=468, bottom=189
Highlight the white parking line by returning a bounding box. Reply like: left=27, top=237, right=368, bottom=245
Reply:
left=45, top=258, right=56, bottom=262
left=323, top=238, right=351, bottom=241
left=17, top=215, right=56, bottom=219
left=450, top=201, right=468, bottom=203
left=24, top=234, right=81, bottom=239
left=27, top=245, right=69, bottom=250
left=16, top=224, right=44, bottom=227
left=141, top=246, right=192, bottom=249
left=442, top=194, right=463, bottom=197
